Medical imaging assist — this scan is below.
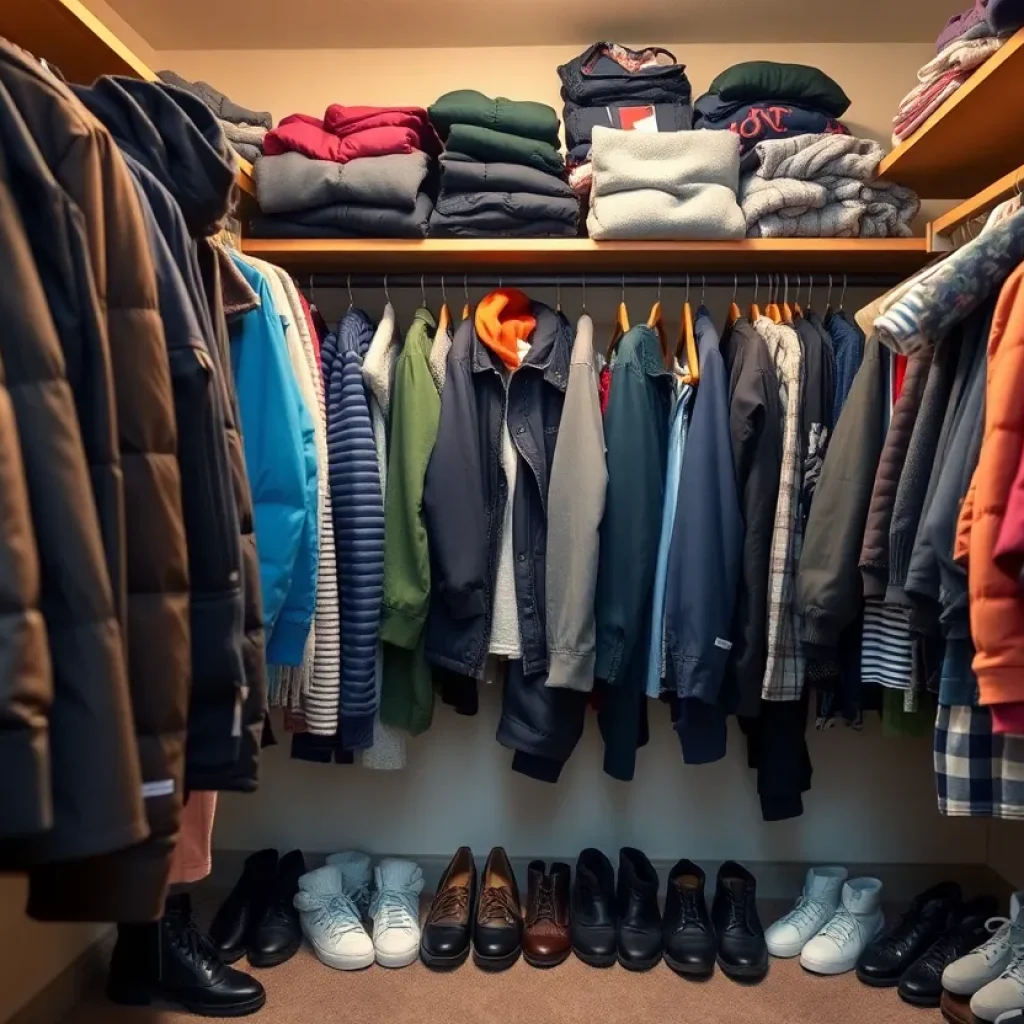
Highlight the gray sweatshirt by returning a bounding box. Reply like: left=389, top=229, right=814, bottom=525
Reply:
left=545, top=315, right=607, bottom=691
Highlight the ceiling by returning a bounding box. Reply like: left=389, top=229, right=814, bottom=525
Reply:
left=104, top=0, right=964, bottom=49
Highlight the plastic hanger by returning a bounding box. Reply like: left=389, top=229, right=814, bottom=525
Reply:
left=750, top=273, right=762, bottom=322
left=676, top=275, right=700, bottom=384
left=824, top=274, right=834, bottom=318
left=646, top=276, right=673, bottom=368
left=606, top=274, right=631, bottom=360
left=436, top=275, right=451, bottom=337
left=727, top=274, right=742, bottom=326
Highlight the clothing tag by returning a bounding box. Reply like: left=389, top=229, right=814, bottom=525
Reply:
left=142, top=779, right=175, bottom=799
left=233, top=687, right=247, bottom=739
left=613, top=105, right=658, bottom=132
left=714, top=637, right=733, bottom=651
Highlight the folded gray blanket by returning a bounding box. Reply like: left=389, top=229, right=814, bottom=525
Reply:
left=588, top=185, right=746, bottom=240
left=158, top=70, right=272, bottom=128
left=233, top=143, right=263, bottom=164
left=590, top=126, right=741, bottom=197
left=435, top=190, right=578, bottom=225
left=246, top=191, right=433, bottom=238
left=440, top=153, right=574, bottom=198
left=255, top=151, right=432, bottom=214
left=221, top=120, right=267, bottom=147
left=747, top=134, right=885, bottom=182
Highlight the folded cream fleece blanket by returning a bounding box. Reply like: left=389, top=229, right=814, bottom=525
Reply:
left=588, top=186, right=746, bottom=240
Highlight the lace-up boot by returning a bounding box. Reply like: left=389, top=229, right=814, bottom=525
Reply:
left=571, top=848, right=617, bottom=968
left=421, top=846, right=477, bottom=969
left=523, top=861, right=571, bottom=968
left=249, top=849, right=305, bottom=967
left=712, top=860, right=769, bottom=981
left=946, top=893, right=1024, bottom=996
left=800, top=877, right=884, bottom=976
left=472, top=847, right=523, bottom=970
left=663, top=859, right=716, bottom=977
left=766, top=865, right=848, bottom=958
left=616, top=847, right=662, bottom=971
left=369, top=859, right=424, bottom=968
left=295, top=858, right=373, bottom=970
left=107, top=893, right=266, bottom=1017
left=972, top=893, right=1024, bottom=1022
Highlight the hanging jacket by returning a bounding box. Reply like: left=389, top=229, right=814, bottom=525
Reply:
left=822, top=310, right=865, bottom=426
left=322, top=309, right=385, bottom=750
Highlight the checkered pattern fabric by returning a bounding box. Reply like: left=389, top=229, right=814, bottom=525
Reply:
left=935, top=705, right=1024, bottom=819
left=756, top=318, right=805, bottom=701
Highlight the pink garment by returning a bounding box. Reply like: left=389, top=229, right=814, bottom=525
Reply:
left=324, top=105, right=440, bottom=154
left=297, top=291, right=321, bottom=372
left=894, top=79, right=965, bottom=140
left=896, top=67, right=965, bottom=118
left=990, top=703, right=1024, bottom=735
left=168, top=792, right=218, bottom=885
left=264, top=109, right=435, bottom=164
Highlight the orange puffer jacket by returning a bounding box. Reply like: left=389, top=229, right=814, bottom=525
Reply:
left=955, top=261, right=1024, bottom=706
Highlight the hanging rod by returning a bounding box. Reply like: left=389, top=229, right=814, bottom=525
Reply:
left=299, top=273, right=902, bottom=289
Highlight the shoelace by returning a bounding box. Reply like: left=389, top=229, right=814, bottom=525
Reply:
left=979, top=918, right=1012, bottom=964
left=371, top=889, right=420, bottom=933
left=726, top=888, right=750, bottom=929
left=780, top=894, right=833, bottom=931
left=820, top=908, right=859, bottom=946
left=167, top=911, right=221, bottom=973
left=294, top=891, right=366, bottom=942
left=480, top=887, right=519, bottom=924
left=428, top=886, right=469, bottom=923
left=532, top=880, right=556, bottom=924
left=1004, top=947, right=1024, bottom=984
left=678, top=887, right=708, bottom=929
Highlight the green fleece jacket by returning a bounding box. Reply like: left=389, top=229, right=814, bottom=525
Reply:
left=380, top=309, right=442, bottom=735
left=429, top=89, right=561, bottom=147
left=444, top=124, right=564, bottom=176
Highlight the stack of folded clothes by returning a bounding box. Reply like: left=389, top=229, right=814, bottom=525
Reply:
left=426, top=89, right=577, bottom=237
left=587, top=126, right=745, bottom=240
left=739, top=135, right=920, bottom=238
left=247, top=105, right=440, bottom=238
left=694, top=61, right=850, bottom=155
left=158, top=69, right=272, bottom=164
left=557, top=43, right=693, bottom=204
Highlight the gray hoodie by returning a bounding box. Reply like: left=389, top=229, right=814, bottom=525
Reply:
left=545, top=315, right=606, bottom=690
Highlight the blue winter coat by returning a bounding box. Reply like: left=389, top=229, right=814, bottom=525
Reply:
left=228, top=255, right=317, bottom=656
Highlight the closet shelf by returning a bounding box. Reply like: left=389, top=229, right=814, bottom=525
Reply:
left=927, top=161, right=1024, bottom=250
left=877, top=26, right=1024, bottom=198
left=0, top=0, right=257, bottom=200
left=239, top=238, right=932, bottom=274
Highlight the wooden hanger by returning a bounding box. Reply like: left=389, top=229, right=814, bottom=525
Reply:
left=750, top=272, right=762, bottom=322
left=781, top=274, right=794, bottom=324
left=436, top=275, right=451, bottom=337
left=461, top=274, right=472, bottom=321
left=606, top=274, right=631, bottom=360
left=792, top=273, right=803, bottom=319
left=727, top=274, right=742, bottom=327
left=676, top=276, right=700, bottom=385
left=765, top=273, right=782, bottom=325
left=646, top=276, right=673, bottom=368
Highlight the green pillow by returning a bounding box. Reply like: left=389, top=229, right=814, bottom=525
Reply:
left=709, top=61, right=851, bottom=117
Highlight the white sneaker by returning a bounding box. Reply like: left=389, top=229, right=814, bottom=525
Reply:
left=766, top=866, right=848, bottom=958
left=369, top=858, right=424, bottom=968
left=972, top=894, right=1024, bottom=1023
left=996, top=1013, right=1023, bottom=1023
left=294, top=856, right=374, bottom=970
left=800, top=877, right=884, bottom=976
left=944, top=893, right=1022, bottom=996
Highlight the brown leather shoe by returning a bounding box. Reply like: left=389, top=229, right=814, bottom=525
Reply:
left=472, top=847, right=523, bottom=971
left=420, top=847, right=476, bottom=970
left=523, top=861, right=572, bottom=968
left=941, top=989, right=981, bottom=1024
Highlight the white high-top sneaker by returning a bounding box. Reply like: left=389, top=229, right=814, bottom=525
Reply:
left=972, top=894, right=1024, bottom=1023
left=294, top=861, right=374, bottom=970
left=800, top=877, right=885, bottom=976
left=766, top=866, right=848, bottom=958
left=369, top=859, right=425, bottom=968
left=944, top=893, right=1022, bottom=996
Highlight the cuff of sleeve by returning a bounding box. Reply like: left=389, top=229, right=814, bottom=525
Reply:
left=380, top=605, right=427, bottom=649
left=267, top=616, right=312, bottom=667
left=760, top=793, right=804, bottom=821
left=339, top=714, right=375, bottom=751
left=511, top=751, right=565, bottom=783
left=801, top=608, right=839, bottom=650
left=545, top=649, right=596, bottom=691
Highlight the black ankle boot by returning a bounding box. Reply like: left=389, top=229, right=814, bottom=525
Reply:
left=249, top=849, right=305, bottom=968
left=209, top=848, right=278, bottom=963
left=571, top=848, right=617, bottom=968
left=711, top=861, right=768, bottom=981
left=664, top=859, right=716, bottom=977
left=616, top=848, right=662, bottom=971
left=107, top=893, right=266, bottom=1017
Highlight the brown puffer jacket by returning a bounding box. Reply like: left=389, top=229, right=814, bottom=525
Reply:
left=0, top=41, right=191, bottom=922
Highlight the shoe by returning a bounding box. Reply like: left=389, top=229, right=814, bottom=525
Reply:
left=765, top=866, right=847, bottom=958
left=248, top=849, right=305, bottom=968
left=996, top=1013, right=1024, bottom=1023
left=899, top=895, right=1001, bottom=1007
left=208, top=848, right=277, bottom=964
left=616, top=847, right=662, bottom=971
left=295, top=860, right=374, bottom=970
left=571, top=848, right=617, bottom=968
left=663, top=859, right=716, bottom=977
left=946, top=893, right=1023, bottom=996
left=941, top=990, right=977, bottom=1024
left=971, top=895, right=1024, bottom=1023
left=420, top=847, right=476, bottom=970
left=107, top=893, right=266, bottom=1017
left=712, top=861, right=768, bottom=981
left=472, top=847, right=522, bottom=971
left=523, top=861, right=571, bottom=968
left=370, top=858, right=424, bottom=968
left=800, top=877, right=884, bottom=976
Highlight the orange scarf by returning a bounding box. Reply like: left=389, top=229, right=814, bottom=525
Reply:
left=475, top=288, right=535, bottom=369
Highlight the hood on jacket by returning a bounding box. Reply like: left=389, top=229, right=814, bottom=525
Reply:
left=475, top=288, right=537, bottom=369
left=71, top=76, right=236, bottom=237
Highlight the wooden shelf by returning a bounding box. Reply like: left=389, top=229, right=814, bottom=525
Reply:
left=239, top=238, right=932, bottom=274
left=878, top=27, right=1024, bottom=198
left=927, top=161, right=1024, bottom=250
left=0, top=0, right=256, bottom=200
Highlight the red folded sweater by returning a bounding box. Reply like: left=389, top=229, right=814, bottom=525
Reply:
left=325, top=104, right=440, bottom=154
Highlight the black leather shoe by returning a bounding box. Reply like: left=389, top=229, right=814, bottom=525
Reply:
left=664, top=859, right=716, bottom=977
left=472, top=847, right=523, bottom=970
left=208, top=848, right=277, bottom=964
left=107, top=893, right=266, bottom=1017
left=249, top=849, right=305, bottom=968
left=712, top=861, right=768, bottom=981
left=571, top=848, right=617, bottom=968
left=421, top=846, right=477, bottom=969
left=857, top=881, right=962, bottom=987
left=616, top=848, right=662, bottom=971
left=897, top=895, right=999, bottom=1007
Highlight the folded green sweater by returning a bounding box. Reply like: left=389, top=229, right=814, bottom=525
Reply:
left=430, top=89, right=561, bottom=146
left=445, top=124, right=564, bottom=176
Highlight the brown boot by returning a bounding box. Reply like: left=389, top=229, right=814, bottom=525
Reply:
left=941, top=990, right=981, bottom=1024
left=523, top=861, right=571, bottom=968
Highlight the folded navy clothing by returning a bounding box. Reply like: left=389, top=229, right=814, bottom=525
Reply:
left=694, top=93, right=849, bottom=154
left=558, top=43, right=692, bottom=107
left=428, top=213, right=578, bottom=238
left=247, top=191, right=433, bottom=237
left=568, top=143, right=592, bottom=165
left=563, top=100, right=692, bottom=152
left=435, top=189, right=579, bottom=225
left=440, top=153, right=573, bottom=198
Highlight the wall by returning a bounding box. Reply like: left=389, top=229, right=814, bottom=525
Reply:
left=989, top=822, right=1024, bottom=890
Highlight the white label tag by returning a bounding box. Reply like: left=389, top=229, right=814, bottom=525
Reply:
left=142, top=779, right=175, bottom=800
left=714, top=637, right=733, bottom=651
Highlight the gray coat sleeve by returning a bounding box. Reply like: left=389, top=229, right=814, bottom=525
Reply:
left=545, top=316, right=606, bottom=691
